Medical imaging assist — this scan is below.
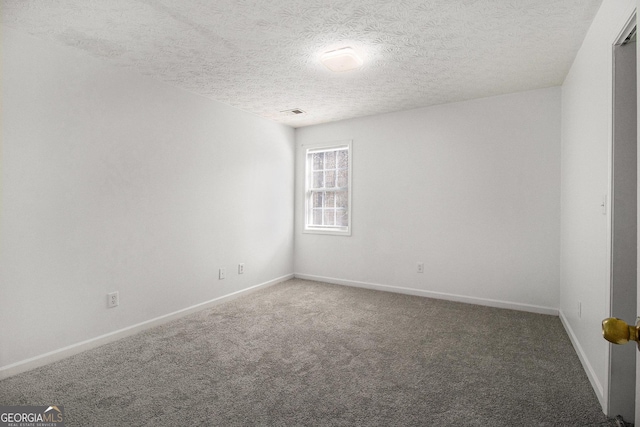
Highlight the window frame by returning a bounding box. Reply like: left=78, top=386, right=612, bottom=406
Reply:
left=303, top=140, right=352, bottom=236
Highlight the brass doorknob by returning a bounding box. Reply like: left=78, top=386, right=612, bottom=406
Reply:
left=602, top=317, right=640, bottom=346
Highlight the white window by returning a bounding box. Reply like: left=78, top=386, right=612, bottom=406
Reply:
left=304, top=141, right=352, bottom=235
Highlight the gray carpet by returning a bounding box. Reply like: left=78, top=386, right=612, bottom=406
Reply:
left=0, top=279, right=619, bottom=426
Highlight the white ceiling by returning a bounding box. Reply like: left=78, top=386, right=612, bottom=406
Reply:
left=3, top=0, right=603, bottom=127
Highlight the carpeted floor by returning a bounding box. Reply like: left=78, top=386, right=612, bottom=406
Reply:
left=0, top=279, right=619, bottom=426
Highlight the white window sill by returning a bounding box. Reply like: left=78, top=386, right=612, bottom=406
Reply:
left=303, top=227, right=351, bottom=236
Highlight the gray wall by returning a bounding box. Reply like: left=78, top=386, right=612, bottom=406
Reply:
left=295, top=87, right=561, bottom=313
left=0, top=27, right=295, bottom=371
left=559, top=0, right=636, bottom=410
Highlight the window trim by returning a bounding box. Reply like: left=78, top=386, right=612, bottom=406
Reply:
left=303, top=140, right=352, bottom=236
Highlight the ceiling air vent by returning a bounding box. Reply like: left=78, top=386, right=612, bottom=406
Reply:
left=281, top=108, right=306, bottom=115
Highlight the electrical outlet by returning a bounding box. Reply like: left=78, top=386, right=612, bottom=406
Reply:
left=219, top=268, right=226, bottom=280
left=417, top=262, right=424, bottom=273
left=107, top=291, right=119, bottom=308
left=238, top=263, right=244, bottom=274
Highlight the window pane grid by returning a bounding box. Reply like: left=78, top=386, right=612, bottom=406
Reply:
left=310, top=206, right=347, bottom=227
left=308, top=188, right=348, bottom=227
left=305, top=144, right=350, bottom=234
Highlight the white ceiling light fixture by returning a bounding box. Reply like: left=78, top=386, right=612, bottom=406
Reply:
left=320, top=47, right=363, bottom=72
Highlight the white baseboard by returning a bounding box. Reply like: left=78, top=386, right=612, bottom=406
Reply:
left=559, top=309, right=606, bottom=411
left=294, top=273, right=559, bottom=316
left=0, top=274, right=293, bottom=380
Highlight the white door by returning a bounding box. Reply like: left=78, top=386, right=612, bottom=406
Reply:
left=611, top=25, right=638, bottom=422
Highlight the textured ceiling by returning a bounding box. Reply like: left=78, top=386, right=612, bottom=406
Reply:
left=3, top=0, right=603, bottom=127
